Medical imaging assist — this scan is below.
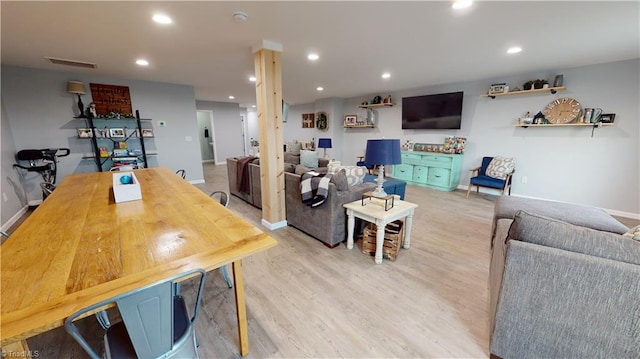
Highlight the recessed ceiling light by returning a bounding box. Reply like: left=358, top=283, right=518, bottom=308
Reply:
left=152, top=14, right=172, bottom=24
left=316, top=87, right=324, bottom=91
left=251, top=105, right=256, bottom=108
left=382, top=72, right=391, bottom=79
left=135, top=59, right=149, bottom=66
left=452, top=1, right=473, bottom=10
left=507, top=46, right=522, bottom=54
left=249, top=76, right=256, bottom=82
left=307, top=53, right=319, bottom=61
left=228, top=95, right=235, bottom=100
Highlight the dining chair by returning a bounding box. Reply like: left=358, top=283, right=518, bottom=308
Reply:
left=210, top=190, right=234, bottom=288
left=176, top=169, right=186, bottom=179
left=65, top=269, right=207, bottom=359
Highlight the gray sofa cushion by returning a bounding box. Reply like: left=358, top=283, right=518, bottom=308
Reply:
left=494, top=196, right=629, bottom=234
left=509, top=211, right=640, bottom=266
left=330, top=169, right=349, bottom=191
left=284, top=151, right=300, bottom=164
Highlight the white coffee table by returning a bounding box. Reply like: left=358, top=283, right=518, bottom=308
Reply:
left=344, top=197, right=419, bottom=264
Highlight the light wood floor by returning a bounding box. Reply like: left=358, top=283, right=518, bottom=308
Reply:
left=19, top=163, right=639, bottom=358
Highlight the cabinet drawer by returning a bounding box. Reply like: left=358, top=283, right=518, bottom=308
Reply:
left=393, top=164, right=414, bottom=181
left=421, top=155, right=453, bottom=168
left=401, top=153, right=422, bottom=166
left=412, top=166, right=428, bottom=183
left=427, top=167, right=451, bottom=187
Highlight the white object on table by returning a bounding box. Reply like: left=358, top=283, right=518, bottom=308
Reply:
left=344, top=198, right=419, bottom=264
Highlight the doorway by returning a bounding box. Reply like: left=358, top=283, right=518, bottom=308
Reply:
left=196, top=111, right=216, bottom=163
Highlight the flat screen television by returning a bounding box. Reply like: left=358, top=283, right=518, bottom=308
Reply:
left=401, top=91, right=464, bottom=129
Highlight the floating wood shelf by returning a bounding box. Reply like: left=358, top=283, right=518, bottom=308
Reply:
left=358, top=103, right=394, bottom=109
left=483, top=86, right=567, bottom=99
left=344, top=125, right=376, bottom=128
left=515, top=123, right=613, bottom=128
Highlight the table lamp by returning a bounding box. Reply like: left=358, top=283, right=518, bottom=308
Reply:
left=364, top=139, right=402, bottom=198
left=317, top=138, right=332, bottom=158
left=67, top=81, right=87, bottom=118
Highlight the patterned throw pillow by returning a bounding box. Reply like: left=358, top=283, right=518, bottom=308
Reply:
left=486, top=157, right=515, bottom=180
left=300, top=150, right=318, bottom=168
left=623, top=225, right=640, bottom=241
left=327, top=162, right=342, bottom=174
left=341, top=166, right=367, bottom=186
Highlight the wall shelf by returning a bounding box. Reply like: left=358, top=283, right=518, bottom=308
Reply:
left=515, top=122, right=613, bottom=128
left=344, top=125, right=375, bottom=129
left=483, top=86, right=566, bottom=99
left=358, top=103, right=394, bottom=109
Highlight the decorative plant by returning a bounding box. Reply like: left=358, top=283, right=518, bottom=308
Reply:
left=250, top=138, right=259, bottom=146
left=523, top=80, right=534, bottom=90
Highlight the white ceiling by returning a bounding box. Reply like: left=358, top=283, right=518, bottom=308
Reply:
left=2, top=1, right=638, bottom=107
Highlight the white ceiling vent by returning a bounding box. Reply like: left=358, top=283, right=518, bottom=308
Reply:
left=45, top=57, right=97, bottom=69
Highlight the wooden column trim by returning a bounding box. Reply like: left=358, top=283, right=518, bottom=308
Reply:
left=253, top=47, right=285, bottom=226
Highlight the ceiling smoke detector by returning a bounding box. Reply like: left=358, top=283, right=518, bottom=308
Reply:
left=233, top=12, right=248, bottom=23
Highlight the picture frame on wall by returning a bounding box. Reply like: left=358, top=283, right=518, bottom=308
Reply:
left=141, top=129, right=154, bottom=137
left=302, top=113, right=315, bottom=128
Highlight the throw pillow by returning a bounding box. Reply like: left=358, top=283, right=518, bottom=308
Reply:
left=486, top=156, right=515, bottom=180
left=287, top=142, right=302, bottom=154
left=341, top=166, right=367, bottom=186
left=295, top=164, right=311, bottom=175
left=330, top=169, right=349, bottom=191
left=327, top=162, right=341, bottom=174
left=300, top=149, right=318, bottom=168
left=623, top=225, right=640, bottom=241
left=284, top=152, right=301, bottom=165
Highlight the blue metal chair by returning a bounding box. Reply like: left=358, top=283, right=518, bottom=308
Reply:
left=65, top=269, right=207, bottom=359
left=466, top=156, right=514, bottom=198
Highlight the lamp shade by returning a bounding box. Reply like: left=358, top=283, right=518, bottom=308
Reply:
left=317, top=138, right=332, bottom=149
left=364, top=139, right=402, bottom=165
left=66, top=81, right=86, bottom=95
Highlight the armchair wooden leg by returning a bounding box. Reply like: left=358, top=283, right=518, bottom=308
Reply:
left=465, top=184, right=473, bottom=198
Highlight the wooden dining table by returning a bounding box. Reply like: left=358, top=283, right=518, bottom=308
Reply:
left=1, top=167, right=277, bottom=356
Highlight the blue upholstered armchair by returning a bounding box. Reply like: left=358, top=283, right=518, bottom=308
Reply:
left=466, top=156, right=514, bottom=198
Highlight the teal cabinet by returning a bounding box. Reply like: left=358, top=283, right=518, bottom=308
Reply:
left=393, top=151, right=462, bottom=191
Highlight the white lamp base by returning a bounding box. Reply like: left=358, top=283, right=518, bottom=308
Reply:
left=371, top=164, right=387, bottom=198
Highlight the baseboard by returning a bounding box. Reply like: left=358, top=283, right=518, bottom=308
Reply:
left=189, top=179, right=205, bottom=185
left=261, top=219, right=287, bottom=230
left=202, top=160, right=215, bottom=163
left=456, top=185, right=640, bottom=220
left=215, top=161, right=226, bottom=165
left=1, top=205, right=28, bottom=232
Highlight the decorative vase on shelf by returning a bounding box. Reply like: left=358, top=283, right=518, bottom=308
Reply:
left=553, top=74, right=564, bottom=87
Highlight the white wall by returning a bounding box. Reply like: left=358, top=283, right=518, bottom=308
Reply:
left=337, top=59, right=639, bottom=216
left=1, top=65, right=204, bottom=223
left=1, top=100, right=27, bottom=228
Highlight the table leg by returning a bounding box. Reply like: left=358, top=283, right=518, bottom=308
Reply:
left=232, top=260, right=249, bottom=356
left=403, top=210, right=415, bottom=249
left=346, top=209, right=355, bottom=249
left=375, top=222, right=385, bottom=264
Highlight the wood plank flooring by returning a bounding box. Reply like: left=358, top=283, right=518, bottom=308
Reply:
left=17, top=163, right=638, bottom=358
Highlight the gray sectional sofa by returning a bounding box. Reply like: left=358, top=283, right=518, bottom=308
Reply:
left=489, top=196, right=639, bottom=358
left=227, top=156, right=375, bottom=247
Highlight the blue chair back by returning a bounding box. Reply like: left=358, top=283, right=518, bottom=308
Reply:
left=479, top=156, right=494, bottom=177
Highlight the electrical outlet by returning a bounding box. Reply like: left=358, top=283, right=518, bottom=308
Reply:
left=185, top=136, right=193, bottom=142
left=521, top=176, right=528, bottom=184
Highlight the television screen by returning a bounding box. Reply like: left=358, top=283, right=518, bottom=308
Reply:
left=401, top=91, right=464, bottom=129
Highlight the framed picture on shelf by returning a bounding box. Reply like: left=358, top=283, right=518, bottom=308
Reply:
left=344, top=115, right=357, bottom=126
left=77, top=128, right=93, bottom=138
left=599, top=113, right=615, bottom=123
left=109, top=128, right=125, bottom=138
left=141, top=129, right=154, bottom=137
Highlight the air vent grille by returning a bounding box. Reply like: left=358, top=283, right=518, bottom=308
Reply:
left=45, top=57, right=97, bottom=69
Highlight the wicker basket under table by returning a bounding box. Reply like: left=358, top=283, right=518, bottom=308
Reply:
left=361, top=220, right=404, bottom=261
